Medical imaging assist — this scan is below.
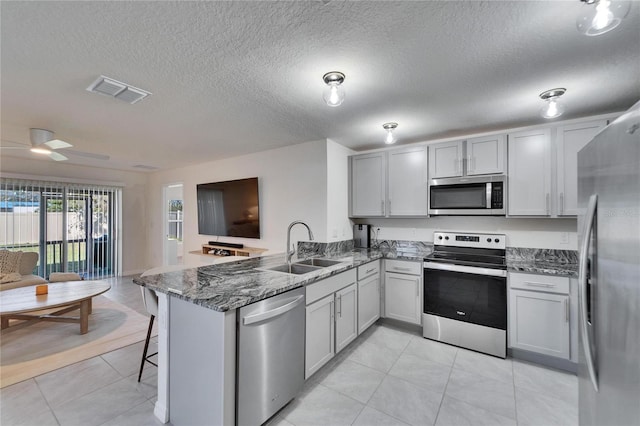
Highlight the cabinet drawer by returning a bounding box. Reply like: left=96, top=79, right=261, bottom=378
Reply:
left=509, top=272, right=570, bottom=294
left=358, top=261, right=380, bottom=279
left=385, top=259, right=421, bottom=275
left=306, top=269, right=357, bottom=305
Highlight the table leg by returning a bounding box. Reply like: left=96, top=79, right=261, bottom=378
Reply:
left=88, top=298, right=92, bottom=315
left=80, top=299, right=90, bottom=334
left=1, top=316, right=8, bottom=329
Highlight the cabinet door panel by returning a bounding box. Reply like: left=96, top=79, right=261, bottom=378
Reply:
left=358, top=274, right=380, bottom=334
left=556, top=120, right=606, bottom=216
left=466, top=134, right=506, bottom=175
left=388, top=146, right=428, bottom=216
left=305, top=295, right=334, bottom=379
left=509, top=289, right=570, bottom=359
left=508, top=129, right=551, bottom=216
left=384, top=272, right=421, bottom=325
left=429, top=141, right=463, bottom=179
left=335, top=283, right=358, bottom=353
left=351, top=153, right=386, bottom=217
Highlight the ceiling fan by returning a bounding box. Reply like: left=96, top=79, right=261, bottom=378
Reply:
left=0, top=128, right=109, bottom=162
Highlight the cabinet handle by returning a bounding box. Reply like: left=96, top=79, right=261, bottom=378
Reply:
left=381, top=200, right=385, bottom=215
left=416, top=282, right=419, bottom=297
left=393, top=267, right=411, bottom=272
left=389, top=199, right=392, bottom=215
left=546, top=193, right=550, bottom=215
left=365, top=268, right=376, bottom=274
left=559, top=192, right=564, bottom=215
left=565, top=299, right=569, bottom=322
left=454, top=157, right=459, bottom=174
left=524, top=281, right=555, bottom=288
left=330, top=300, right=335, bottom=321
left=338, top=295, right=342, bottom=318
left=467, top=156, right=473, bottom=173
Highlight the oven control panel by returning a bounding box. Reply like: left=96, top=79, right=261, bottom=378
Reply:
left=433, top=232, right=506, bottom=250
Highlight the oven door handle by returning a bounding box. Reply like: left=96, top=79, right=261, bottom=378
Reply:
left=423, top=261, right=507, bottom=278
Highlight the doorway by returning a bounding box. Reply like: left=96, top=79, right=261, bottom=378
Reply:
left=163, top=183, right=183, bottom=266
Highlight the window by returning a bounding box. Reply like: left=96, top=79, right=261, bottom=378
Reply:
left=0, top=178, right=121, bottom=279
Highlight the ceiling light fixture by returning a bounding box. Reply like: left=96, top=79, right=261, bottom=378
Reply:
left=539, top=88, right=567, bottom=119
left=383, top=122, right=398, bottom=144
left=576, top=0, right=630, bottom=36
left=322, top=71, right=346, bottom=107
left=30, top=147, right=52, bottom=155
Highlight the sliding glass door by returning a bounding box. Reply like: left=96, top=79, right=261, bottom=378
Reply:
left=0, top=178, right=120, bottom=279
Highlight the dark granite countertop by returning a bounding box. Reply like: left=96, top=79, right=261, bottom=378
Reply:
left=507, top=261, right=578, bottom=277
left=133, top=249, right=400, bottom=312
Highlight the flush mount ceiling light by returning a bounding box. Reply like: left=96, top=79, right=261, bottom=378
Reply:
left=539, top=88, right=566, bottom=119
left=322, top=71, right=345, bottom=107
left=576, top=0, right=630, bottom=36
left=87, top=75, right=151, bottom=104
left=382, top=122, right=398, bottom=144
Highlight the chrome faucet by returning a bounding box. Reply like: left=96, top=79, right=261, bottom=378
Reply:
left=286, top=220, right=314, bottom=264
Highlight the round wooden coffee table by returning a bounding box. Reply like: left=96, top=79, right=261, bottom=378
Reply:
left=0, top=280, right=111, bottom=334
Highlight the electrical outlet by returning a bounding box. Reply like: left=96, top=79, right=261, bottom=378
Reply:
left=560, top=232, right=569, bottom=244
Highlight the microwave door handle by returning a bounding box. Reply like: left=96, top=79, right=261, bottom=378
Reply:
left=486, top=183, right=492, bottom=209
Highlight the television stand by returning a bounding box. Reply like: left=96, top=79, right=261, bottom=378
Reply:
left=195, top=244, right=268, bottom=258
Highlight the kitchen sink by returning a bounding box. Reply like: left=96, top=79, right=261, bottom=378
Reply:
left=263, top=263, right=321, bottom=275
left=296, top=258, right=343, bottom=267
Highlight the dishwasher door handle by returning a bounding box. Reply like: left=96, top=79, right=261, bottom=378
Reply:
left=243, top=295, right=305, bottom=325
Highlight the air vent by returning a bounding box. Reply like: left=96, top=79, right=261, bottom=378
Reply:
left=87, top=76, right=151, bottom=104
left=133, top=164, right=159, bottom=170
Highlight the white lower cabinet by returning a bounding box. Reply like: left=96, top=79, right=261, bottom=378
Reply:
left=335, top=283, right=358, bottom=353
left=508, top=272, right=571, bottom=359
left=305, top=294, right=335, bottom=379
left=384, top=260, right=422, bottom=325
left=305, top=269, right=357, bottom=379
left=357, top=261, right=381, bottom=334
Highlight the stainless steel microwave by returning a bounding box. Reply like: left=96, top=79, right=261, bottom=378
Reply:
left=428, top=175, right=506, bottom=215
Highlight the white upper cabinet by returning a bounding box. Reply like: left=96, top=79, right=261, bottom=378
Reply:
left=428, top=140, right=463, bottom=178
left=508, top=129, right=552, bottom=216
left=350, top=152, right=387, bottom=217
left=388, top=146, right=428, bottom=216
left=428, top=136, right=505, bottom=179
left=556, top=120, right=607, bottom=216
left=466, top=134, right=506, bottom=176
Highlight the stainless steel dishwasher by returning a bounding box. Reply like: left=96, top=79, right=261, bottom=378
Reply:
left=237, top=287, right=305, bottom=426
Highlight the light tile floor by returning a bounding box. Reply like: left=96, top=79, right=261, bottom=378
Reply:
left=1, top=276, right=578, bottom=426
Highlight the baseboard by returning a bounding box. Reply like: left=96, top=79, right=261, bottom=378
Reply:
left=509, top=348, right=578, bottom=373
left=154, top=401, right=169, bottom=424
left=378, top=318, right=423, bottom=336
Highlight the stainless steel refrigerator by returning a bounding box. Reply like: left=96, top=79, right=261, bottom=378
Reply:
left=577, top=101, right=640, bottom=426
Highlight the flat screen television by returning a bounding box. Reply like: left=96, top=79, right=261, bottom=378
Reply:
left=197, top=177, right=260, bottom=238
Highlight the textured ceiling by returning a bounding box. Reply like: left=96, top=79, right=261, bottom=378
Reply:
left=1, top=1, right=639, bottom=171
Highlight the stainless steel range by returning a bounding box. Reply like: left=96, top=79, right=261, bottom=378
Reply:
left=423, top=232, right=507, bottom=358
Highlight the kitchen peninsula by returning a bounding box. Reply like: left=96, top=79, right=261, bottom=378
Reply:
left=133, top=249, right=393, bottom=425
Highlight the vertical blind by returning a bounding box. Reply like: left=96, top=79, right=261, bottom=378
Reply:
left=0, top=177, right=122, bottom=279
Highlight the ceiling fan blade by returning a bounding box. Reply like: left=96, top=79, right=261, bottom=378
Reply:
left=64, top=149, right=110, bottom=161
left=48, top=151, right=68, bottom=161
left=0, top=146, right=28, bottom=150
left=44, top=139, right=73, bottom=150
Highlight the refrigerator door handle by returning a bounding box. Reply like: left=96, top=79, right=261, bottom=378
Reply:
left=579, top=193, right=599, bottom=392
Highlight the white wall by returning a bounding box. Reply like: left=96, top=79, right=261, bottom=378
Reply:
left=357, top=217, right=578, bottom=250
left=146, top=140, right=329, bottom=268
left=0, top=156, right=150, bottom=274
left=326, top=139, right=355, bottom=242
